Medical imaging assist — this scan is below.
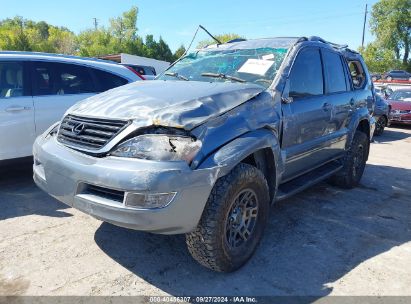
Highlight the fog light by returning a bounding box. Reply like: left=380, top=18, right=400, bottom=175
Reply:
left=124, top=192, right=177, bottom=209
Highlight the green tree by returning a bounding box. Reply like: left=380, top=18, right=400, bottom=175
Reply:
left=0, top=7, right=176, bottom=62
left=0, top=16, right=75, bottom=54
left=197, top=33, right=244, bottom=48
left=77, top=28, right=116, bottom=57
left=370, top=0, right=411, bottom=68
left=173, top=44, right=186, bottom=61
left=359, top=42, right=401, bottom=73
left=109, top=6, right=138, bottom=44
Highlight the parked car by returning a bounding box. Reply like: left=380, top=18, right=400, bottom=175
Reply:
left=387, top=88, right=411, bottom=125
left=34, top=36, right=374, bottom=272
left=373, top=95, right=391, bottom=136
left=122, top=64, right=157, bottom=80
left=374, top=85, right=393, bottom=99
left=384, top=70, right=411, bottom=81
left=371, top=73, right=381, bottom=81
left=0, top=52, right=141, bottom=162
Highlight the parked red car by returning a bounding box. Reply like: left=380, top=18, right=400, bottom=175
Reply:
left=387, top=89, right=411, bottom=125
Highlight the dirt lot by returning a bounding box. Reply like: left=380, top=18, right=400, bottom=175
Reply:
left=0, top=126, right=410, bottom=297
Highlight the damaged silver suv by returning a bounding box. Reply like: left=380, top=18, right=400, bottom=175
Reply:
left=34, top=37, right=375, bottom=272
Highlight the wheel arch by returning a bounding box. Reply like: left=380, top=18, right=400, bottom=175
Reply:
left=197, top=129, right=281, bottom=204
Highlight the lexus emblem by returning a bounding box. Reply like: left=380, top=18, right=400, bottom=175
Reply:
left=72, top=123, right=86, bottom=135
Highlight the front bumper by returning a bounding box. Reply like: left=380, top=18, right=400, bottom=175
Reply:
left=389, top=113, right=411, bottom=125
left=33, top=136, right=218, bottom=234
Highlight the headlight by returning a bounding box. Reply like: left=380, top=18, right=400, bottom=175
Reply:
left=45, top=122, right=60, bottom=139
left=110, top=134, right=202, bottom=163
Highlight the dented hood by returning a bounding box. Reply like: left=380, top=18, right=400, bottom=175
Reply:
left=68, top=80, right=264, bottom=130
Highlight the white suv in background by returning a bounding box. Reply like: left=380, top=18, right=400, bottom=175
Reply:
left=0, top=52, right=141, bottom=161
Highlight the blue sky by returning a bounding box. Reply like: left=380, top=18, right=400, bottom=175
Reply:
left=1, top=0, right=379, bottom=52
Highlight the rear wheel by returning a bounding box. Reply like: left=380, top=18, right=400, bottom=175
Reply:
left=329, top=131, right=369, bottom=189
left=374, top=116, right=387, bottom=136
left=186, top=163, right=270, bottom=272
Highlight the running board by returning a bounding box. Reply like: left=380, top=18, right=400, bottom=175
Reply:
left=276, top=161, right=343, bottom=201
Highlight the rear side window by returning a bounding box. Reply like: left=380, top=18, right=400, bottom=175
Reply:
left=322, top=50, right=347, bottom=93
left=32, top=62, right=95, bottom=96
left=92, top=69, right=128, bottom=91
left=289, top=48, right=324, bottom=98
left=32, top=62, right=53, bottom=96
left=348, top=60, right=366, bottom=89
left=54, top=63, right=94, bottom=95
left=0, top=61, right=26, bottom=98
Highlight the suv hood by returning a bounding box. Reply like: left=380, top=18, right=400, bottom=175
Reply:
left=68, top=80, right=265, bottom=130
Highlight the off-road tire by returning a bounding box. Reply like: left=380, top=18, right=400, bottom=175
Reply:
left=186, top=163, right=270, bottom=272
left=374, top=116, right=387, bottom=136
left=329, top=131, right=369, bottom=189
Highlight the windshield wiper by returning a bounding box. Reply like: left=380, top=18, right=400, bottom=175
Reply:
left=201, top=72, right=246, bottom=83
left=164, top=72, right=189, bottom=81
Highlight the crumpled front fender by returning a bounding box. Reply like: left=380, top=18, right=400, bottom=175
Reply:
left=198, top=129, right=282, bottom=180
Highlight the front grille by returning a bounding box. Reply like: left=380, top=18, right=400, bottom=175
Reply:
left=57, top=115, right=129, bottom=150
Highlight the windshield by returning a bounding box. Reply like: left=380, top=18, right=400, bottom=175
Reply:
left=159, top=47, right=288, bottom=88
left=389, top=90, right=411, bottom=102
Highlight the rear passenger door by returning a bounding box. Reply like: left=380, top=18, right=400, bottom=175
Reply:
left=0, top=61, right=35, bottom=160
left=281, top=47, right=331, bottom=181
left=31, top=61, right=96, bottom=136
left=321, top=49, right=353, bottom=153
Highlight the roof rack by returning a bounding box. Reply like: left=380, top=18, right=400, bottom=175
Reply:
left=308, top=36, right=348, bottom=49
left=226, top=38, right=247, bottom=43
left=297, top=36, right=350, bottom=50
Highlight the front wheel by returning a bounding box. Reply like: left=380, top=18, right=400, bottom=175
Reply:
left=186, top=163, right=270, bottom=272
left=329, top=131, right=369, bottom=189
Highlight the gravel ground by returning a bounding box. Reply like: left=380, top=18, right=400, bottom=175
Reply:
left=0, top=126, right=410, bottom=297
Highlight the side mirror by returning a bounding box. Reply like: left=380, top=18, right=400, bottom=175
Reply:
left=281, top=78, right=293, bottom=104
left=281, top=96, right=293, bottom=104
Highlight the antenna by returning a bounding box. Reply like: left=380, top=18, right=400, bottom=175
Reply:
left=165, top=25, right=221, bottom=72
left=361, top=4, right=368, bottom=48
left=199, top=25, right=222, bottom=45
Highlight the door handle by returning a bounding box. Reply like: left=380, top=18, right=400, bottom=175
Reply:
left=322, top=102, right=332, bottom=111
left=5, top=106, right=31, bottom=112
left=350, top=98, right=355, bottom=106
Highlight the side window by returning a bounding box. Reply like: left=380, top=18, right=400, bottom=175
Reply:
left=32, top=62, right=95, bottom=96
left=0, top=61, right=25, bottom=98
left=92, top=69, right=128, bottom=92
left=289, top=48, right=324, bottom=99
left=322, top=50, right=347, bottom=93
left=348, top=60, right=366, bottom=90
left=53, top=63, right=95, bottom=95
left=32, top=62, right=53, bottom=96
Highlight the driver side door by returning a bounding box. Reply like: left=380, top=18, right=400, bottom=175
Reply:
left=281, top=47, right=331, bottom=181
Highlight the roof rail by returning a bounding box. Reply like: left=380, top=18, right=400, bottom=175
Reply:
left=226, top=38, right=247, bottom=43
left=0, top=51, right=117, bottom=64
left=296, top=36, right=349, bottom=50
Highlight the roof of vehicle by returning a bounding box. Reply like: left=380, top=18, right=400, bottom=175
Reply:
left=202, top=37, right=301, bottom=51
left=0, top=51, right=140, bottom=81
left=201, top=36, right=357, bottom=56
